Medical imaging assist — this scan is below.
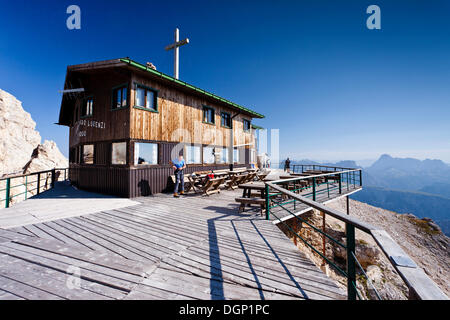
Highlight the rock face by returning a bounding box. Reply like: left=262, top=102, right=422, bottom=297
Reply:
left=23, top=141, right=68, bottom=175
left=0, top=89, right=68, bottom=206
left=0, top=89, right=42, bottom=176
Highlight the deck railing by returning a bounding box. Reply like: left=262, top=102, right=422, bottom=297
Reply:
left=292, top=164, right=359, bottom=174
left=264, top=169, right=448, bottom=300
left=270, top=169, right=362, bottom=208
left=0, top=168, right=69, bottom=208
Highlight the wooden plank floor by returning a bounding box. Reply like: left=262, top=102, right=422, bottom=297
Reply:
left=0, top=186, right=347, bottom=300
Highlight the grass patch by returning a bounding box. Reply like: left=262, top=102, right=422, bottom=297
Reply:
left=409, top=217, right=440, bottom=235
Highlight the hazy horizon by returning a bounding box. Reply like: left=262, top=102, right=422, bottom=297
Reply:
left=274, top=153, right=450, bottom=168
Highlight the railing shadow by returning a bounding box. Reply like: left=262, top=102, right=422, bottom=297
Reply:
left=205, top=208, right=307, bottom=299
left=206, top=214, right=226, bottom=299
left=231, top=220, right=265, bottom=299
left=205, top=210, right=266, bottom=300
left=250, top=219, right=309, bottom=299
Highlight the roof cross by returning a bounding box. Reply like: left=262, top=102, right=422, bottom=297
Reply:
left=165, top=28, right=189, bottom=79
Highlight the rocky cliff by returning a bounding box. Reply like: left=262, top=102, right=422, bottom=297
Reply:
left=0, top=89, right=68, bottom=205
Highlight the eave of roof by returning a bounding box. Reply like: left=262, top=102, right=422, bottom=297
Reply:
left=251, top=124, right=264, bottom=130
left=119, top=58, right=265, bottom=119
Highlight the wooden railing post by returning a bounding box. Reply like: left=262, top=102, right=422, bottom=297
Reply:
left=322, top=211, right=326, bottom=266
left=346, top=223, right=357, bottom=300
left=312, top=177, right=316, bottom=201
left=265, top=184, right=270, bottom=221
left=339, top=173, right=342, bottom=194
left=5, top=178, right=11, bottom=208
left=51, top=168, right=56, bottom=189
left=37, top=173, right=41, bottom=195
left=25, top=176, right=28, bottom=200
left=346, top=196, right=350, bottom=215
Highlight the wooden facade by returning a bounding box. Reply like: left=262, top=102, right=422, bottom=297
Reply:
left=59, top=58, right=264, bottom=197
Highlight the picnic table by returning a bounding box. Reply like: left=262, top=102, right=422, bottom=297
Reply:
left=185, top=174, right=205, bottom=193
left=235, top=182, right=267, bottom=214
left=185, top=174, right=225, bottom=195
left=228, top=170, right=247, bottom=176
left=238, top=182, right=266, bottom=198
left=211, top=171, right=229, bottom=179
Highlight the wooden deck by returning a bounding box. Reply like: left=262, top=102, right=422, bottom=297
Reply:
left=0, top=185, right=348, bottom=300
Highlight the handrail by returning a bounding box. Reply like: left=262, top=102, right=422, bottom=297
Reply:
left=268, top=182, right=376, bottom=233
left=1, top=168, right=69, bottom=208
left=276, top=169, right=361, bottom=185
left=0, top=168, right=68, bottom=181
left=292, top=164, right=358, bottom=171
left=265, top=178, right=448, bottom=300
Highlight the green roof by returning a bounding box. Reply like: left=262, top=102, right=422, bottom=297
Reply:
left=251, top=124, right=264, bottom=130
left=120, top=58, right=264, bottom=119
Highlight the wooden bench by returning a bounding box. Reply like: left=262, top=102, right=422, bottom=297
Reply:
left=256, top=172, right=269, bottom=181
left=202, top=177, right=225, bottom=196
left=235, top=197, right=266, bottom=214
left=226, top=174, right=247, bottom=190
left=242, top=172, right=257, bottom=183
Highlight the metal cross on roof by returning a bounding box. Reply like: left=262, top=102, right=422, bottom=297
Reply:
left=165, top=28, right=189, bottom=79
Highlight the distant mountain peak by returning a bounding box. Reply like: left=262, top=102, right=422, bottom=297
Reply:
left=379, top=154, right=393, bottom=159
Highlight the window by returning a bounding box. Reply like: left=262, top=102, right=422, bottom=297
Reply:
left=82, top=98, right=93, bottom=117
left=243, top=119, right=251, bottom=131
left=203, top=146, right=215, bottom=164
left=218, top=147, right=229, bottom=164
left=135, top=84, right=157, bottom=111
left=202, top=106, right=215, bottom=124
left=233, top=148, right=240, bottom=163
left=112, top=85, right=128, bottom=109
left=82, top=145, right=94, bottom=164
left=185, top=145, right=201, bottom=164
left=215, top=148, right=228, bottom=163
left=112, top=142, right=127, bottom=165
left=134, top=142, right=158, bottom=165
left=221, top=112, right=232, bottom=128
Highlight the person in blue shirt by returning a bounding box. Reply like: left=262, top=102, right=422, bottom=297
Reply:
left=172, top=155, right=186, bottom=197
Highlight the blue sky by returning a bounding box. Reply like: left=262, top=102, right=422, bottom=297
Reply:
left=0, top=0, right=449, bottom=163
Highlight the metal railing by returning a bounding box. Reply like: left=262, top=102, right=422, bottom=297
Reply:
left=264, top=168, right=448, bottom=300
left=292, top=164, right=359, bottom=174
left=268, top=169, right=362, bottom=216
left=0, top=168, right=69, bottom=208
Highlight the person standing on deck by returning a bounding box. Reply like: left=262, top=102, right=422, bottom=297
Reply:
left=172, top=155, right=186, bottom=197
left=284, top=157, right=291, bottom=173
